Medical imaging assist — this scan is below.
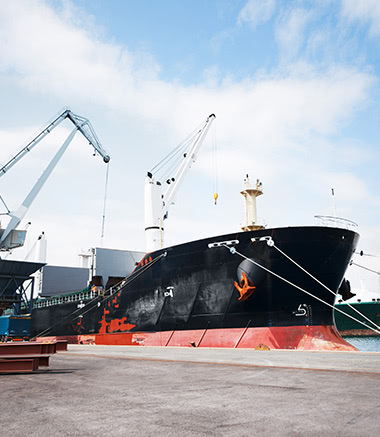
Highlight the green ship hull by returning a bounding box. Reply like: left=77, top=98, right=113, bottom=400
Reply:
left=334, top=301, right=380, bottom=336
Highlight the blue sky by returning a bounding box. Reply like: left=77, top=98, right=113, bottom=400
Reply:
left=75, top=0, right=279, bottom=83
left=1, top=0, right=380, bottom=296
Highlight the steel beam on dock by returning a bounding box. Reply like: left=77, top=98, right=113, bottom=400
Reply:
left=0, top=354, right=50, bottom=367
left=0, top=342, right=42, bottom=355
left=0, top=358, right=38, bottom=373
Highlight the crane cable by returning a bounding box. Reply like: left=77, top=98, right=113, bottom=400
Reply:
left=212, top=121, right=218, bottom=205
left=150, top=120, right=206, bottom=178
left=100, top=162, right=110, bottom=247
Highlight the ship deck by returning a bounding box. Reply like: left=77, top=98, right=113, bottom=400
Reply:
left=2, top=345, right=380, bottom=436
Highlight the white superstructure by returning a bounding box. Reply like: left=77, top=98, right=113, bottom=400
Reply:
left=240, top=174, right=264, bottom=232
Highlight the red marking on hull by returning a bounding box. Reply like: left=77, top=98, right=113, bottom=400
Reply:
left=108, top=318, right=135, bottom=333
left=98, top=308, right=135, bottom=334
left=95, top=332, right=135, bottom=345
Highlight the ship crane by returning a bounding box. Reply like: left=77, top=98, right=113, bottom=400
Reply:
left=145, top=114, right=215, bottom=252
left=0, top=109, right=110, bottom=251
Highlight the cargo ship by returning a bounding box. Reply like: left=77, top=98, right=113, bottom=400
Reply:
left=31, top=224, right=358, bottom=351
left=27, top=114, right=359, bottom=350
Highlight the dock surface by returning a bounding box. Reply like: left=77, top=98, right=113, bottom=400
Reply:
left=1, top=345, right=380, bottom=436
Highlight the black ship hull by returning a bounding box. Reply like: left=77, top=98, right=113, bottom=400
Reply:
left=31, top=226, right=359, bottom=350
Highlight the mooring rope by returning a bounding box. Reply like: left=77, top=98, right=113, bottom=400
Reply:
left=271, top=242, right=380, bottom=331
left=31, top=251, right=167, bottom=339
left=350, top=261, right=380, bottom=276
left=224, top=244, right=380, bottom=335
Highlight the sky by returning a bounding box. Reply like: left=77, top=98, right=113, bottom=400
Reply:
left=1, top=0, right=380, bottom=298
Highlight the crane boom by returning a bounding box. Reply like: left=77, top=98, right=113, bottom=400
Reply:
left=0, top=108, right=110, bottom=178
left=144, top=114, right=215, bottom=252
left=65, top=111, right=110, bottom=163
left=0, top=109, right=110, bottom=250
left=162, top=114, right=215, bottom=220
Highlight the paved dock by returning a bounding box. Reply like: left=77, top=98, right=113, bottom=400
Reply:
left=1, top=345, right=380, bottom=436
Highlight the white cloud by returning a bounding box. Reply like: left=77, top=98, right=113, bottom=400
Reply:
left=318, top=171, right=380, bottom=206
left=0, top=127, right=40, bottom=169
left=238, top=0, right=276, bottom=28
left=275, top=8, right=313, bottom=60
left=0, top=1, right=372, bottom=139
left=210, top=29, right=235, bottom=54
left=306, top=28, right=329, bottom=58
left=0, top=0, right=378, bottom=281
left=341, top=0, right=380, bottom=37
left=0, top=1, right=160, bottom=114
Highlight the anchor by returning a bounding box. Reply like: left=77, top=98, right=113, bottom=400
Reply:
left=234, top=271, right=256, bottom=301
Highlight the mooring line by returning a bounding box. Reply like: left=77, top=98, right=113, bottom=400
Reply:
left=31, top=252, right=167, bottom=339
left=224, top=244, right=380, bottom=335
left=272, top=243, right=380, bottom=331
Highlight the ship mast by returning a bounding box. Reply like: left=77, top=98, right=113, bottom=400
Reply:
left=241, top=174, right=264, bottom=232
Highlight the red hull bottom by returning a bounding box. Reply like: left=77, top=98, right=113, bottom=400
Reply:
left=36, top=325, right=357, bottom=351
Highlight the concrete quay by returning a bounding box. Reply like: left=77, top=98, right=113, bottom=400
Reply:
left=1, top=345, right=380, bottom=436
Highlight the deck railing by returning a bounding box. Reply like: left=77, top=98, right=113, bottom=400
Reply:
left=314, top=215, right=358, bottom=231
left=32, top=288, right=103, bottom=309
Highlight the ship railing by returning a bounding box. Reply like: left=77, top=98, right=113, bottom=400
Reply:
left=314, top=215, right=358, bottom=231
left=239, top=216, right=266, bottom=227
left=32, top=288, right=101, bottom=309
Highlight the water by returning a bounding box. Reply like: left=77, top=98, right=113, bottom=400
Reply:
left=343, top=336, right=380, bottom=352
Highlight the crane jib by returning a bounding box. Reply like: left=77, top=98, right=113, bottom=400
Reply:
left=0, top=109, right=111, bottom=250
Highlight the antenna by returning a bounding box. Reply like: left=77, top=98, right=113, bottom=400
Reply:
left=331, top=188, right=337, bottom=217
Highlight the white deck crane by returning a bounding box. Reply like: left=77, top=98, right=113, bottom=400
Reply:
left=144, top=114, right=215, bottom=252
left=0, top=109, right=110, bottom=251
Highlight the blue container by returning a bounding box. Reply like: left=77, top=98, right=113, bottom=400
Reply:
left=0, top=315, right=31, bottom=339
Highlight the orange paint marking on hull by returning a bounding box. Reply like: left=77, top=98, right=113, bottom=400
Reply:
left=98, top=307, right=135, bottom=334
left=234, top=271, right=256, bottom=301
